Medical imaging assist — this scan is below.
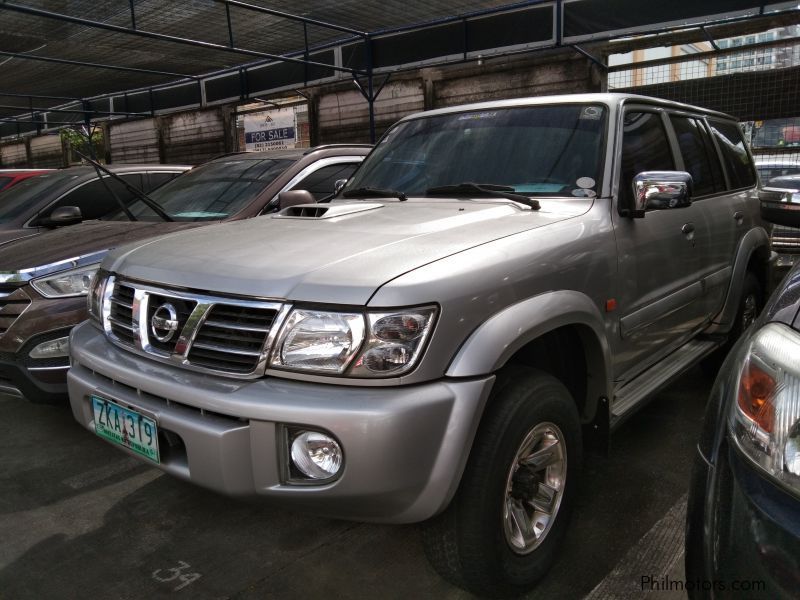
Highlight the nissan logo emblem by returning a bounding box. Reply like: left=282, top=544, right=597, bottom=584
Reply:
left=151, top=303, right=179, bottom=343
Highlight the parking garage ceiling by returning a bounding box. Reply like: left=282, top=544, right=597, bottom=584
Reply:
left=0, top=0, right=798, bottom=136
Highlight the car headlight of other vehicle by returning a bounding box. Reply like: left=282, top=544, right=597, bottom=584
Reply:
left=31, top=263, right=102, bottom=299
left=86, top=269, right=110, bottom=323
left=730, top=322, right=800, bottom=494
left=270, top=305, right=437, bottom=377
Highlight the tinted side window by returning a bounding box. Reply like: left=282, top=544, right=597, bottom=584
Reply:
left=620, top=111, right=675, bottom=208
left=291, top=163, right=360, bottom=201
left=709, top=121, right=757, bottom=190
left=670, top=116, right=724, bottom=196
left=147, top=171, right=182, bottom=190
left=43, top=174, right=143, bottom=221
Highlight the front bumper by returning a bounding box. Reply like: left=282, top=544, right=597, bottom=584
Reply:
left=68, top=321, right=494, bottom=524
left=0, top=290, right=84, bottom=402
left=687, top=441, right=800, bottom=599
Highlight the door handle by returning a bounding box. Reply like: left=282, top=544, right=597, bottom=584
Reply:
left=681, top=223, right=695, bottom=235
left=733, top=211, right=744, bottom=224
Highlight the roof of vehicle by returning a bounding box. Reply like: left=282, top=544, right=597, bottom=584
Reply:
left=754, top=157, right=800, bottom=167
left=396, top=92, right=737, bottom=123
left=210, top=144, right=371, bottom=162
left=0, top=169, right=54, bottom=173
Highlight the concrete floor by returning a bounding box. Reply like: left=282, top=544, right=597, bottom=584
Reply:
left=0, top=368, right=712, bottom=599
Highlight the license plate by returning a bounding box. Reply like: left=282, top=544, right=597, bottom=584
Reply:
left=91, top=395, right=160, bottom=463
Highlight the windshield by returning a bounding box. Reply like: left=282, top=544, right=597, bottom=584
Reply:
left=105, top=157, right=294, bottom=221
left=0, top=171, right=83, bottom=223
left=344, top=104, right=607, bottom=198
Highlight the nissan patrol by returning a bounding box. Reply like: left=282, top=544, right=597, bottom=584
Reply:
left=68, top=94, right=769, bottom=596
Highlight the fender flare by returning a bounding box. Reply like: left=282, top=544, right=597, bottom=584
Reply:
left=711, top=226, right=770, bottom=332
left=446, top=290, right=613, bottom=405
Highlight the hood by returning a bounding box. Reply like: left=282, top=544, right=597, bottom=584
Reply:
left=105, top=198, right=592, bottom=305
left=0, top=220, right=200, bottom=273
left=0, top=228, right=42, bottom=248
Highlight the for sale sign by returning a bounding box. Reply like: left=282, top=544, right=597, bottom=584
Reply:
left=244, top=107, right=297, bottom=151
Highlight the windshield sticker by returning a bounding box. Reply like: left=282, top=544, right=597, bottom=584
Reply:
left=458, top=112, right=498, bottom=121
left=515, top=184, right=564, bottom=193
left=576, top=177, right=595, bottom=189
left=580, top=106, right=602, bottom=120
left=572, top=188, right=596, bottom=198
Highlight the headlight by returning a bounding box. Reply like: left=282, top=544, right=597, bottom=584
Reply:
left=31, top=263, right=101, bottom=298
left=730, top=322, right=800, bottom=495
left=270, top=305, right=437, bottom=377
left=272, top=309, right=365, bottom=373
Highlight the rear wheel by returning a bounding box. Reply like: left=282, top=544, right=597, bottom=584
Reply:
left=422, top=366, right=582, bottom=597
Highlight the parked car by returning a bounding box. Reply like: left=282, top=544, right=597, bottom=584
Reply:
left=760, top=172, right=800, bottom=277
left=0, top=168, right=53, bottom=192
left=685, top=252, right=800, bottom=599
left=755, top=157, right=800, bottom=184
left=67, top=94, right=768, bottom=596
left=0, top=164, right=190, bottom=246
left=0, top=145, right=368, bottom=402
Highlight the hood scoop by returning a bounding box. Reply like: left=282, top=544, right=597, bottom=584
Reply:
left=274, top=202, right=383, bottom=220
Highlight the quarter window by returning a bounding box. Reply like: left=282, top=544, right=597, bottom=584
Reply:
left=709, top=121, right=757, bottom=190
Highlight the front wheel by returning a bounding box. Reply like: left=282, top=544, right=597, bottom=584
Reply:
left=422, top=366, right=582, bottom=597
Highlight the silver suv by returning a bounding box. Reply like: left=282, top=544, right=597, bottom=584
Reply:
left=68, top=93, right=769, bottom=596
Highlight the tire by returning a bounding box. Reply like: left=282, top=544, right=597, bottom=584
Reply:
left=701, top=272, right=763, bottom=377
left=422, top=366, right=582, bottom=597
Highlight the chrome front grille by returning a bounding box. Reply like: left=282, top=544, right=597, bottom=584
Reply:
left=103, top=277, right=286, bottom=378
left=771, top=224, right=800, bottom=252
left=108, top=283, right=135, bottom=344
left=188, top=304, right=278, bottom=373
left=0, top=288, right=31, bottom=336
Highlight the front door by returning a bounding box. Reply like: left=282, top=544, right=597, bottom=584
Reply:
left=611, top=108, right=707, bottom=381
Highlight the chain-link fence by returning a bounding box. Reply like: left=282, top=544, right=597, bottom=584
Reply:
left=609, top=28, right=800, bottom=259
left=609, top=28, right=800, bottom=181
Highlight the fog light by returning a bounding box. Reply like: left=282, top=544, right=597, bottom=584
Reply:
left=29, top=336, right=70, bottom=359
left=290, top=431, right=343, bottom=480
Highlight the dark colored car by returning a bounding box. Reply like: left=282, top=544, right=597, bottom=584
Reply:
left=0, top=169, right=53, bottom=192
left=0, top=145, right=369, bottom=402
left=686, top=262, right=800, bottom=598
left=0, top=164, right=190, bottom=246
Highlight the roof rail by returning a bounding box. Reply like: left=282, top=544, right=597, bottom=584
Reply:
left=303, top=144, right=372, bottom=155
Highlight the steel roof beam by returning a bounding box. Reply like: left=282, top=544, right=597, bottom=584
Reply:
left=0, top=51, right=200, bottom=80
left=0, top=91, right=82, bottom=102
left=0, top=2, right=366, bottom=76
left=215, top=0, right=367, bottom=37
left=0, top=104, right=148, bottom=117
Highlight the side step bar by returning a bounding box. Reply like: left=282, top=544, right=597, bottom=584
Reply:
left=611, top=339, right=718, bottom=428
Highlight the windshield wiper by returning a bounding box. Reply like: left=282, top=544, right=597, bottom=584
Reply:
left=425, top=182, right=540, bottom=210
left=342, top=187, right=407, bottom=202
left=74, top=150, right=174, bottom=222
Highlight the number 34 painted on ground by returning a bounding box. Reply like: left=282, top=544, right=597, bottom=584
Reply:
left=152, top=561, right=202, bottom=591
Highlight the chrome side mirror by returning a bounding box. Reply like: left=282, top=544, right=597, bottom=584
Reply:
left=760, top=186, right=800, bottom=228
left=334, top=178, right=348, bottom=195
left=629, top=171, right=693, bottom=218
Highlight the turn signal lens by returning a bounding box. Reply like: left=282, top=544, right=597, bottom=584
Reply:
left=737, top=360, right=777, bottom=434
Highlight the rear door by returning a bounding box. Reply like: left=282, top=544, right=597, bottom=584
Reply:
left=668, top=114, right=740, bottom=317
left=611, top=107, right=707, bottom=379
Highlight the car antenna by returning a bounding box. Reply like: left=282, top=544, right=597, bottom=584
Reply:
left=74, top=150, right=174, bottom=222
